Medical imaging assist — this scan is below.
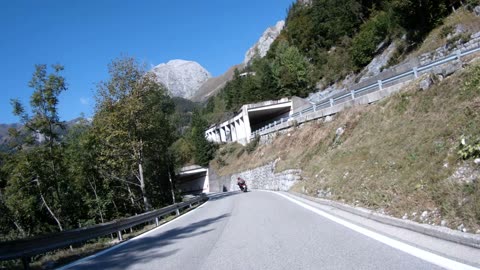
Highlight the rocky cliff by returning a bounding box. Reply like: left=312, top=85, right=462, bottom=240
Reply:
left=151, top=59, right=211, bottom=99
left=191, top=21, right=284, bottom=101
left=243, top=20, right=285, bottom=65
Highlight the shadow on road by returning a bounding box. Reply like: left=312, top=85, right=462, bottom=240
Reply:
left=74, top=213, right=230, bottom=269
left=207, top=191, right=243, bottom=201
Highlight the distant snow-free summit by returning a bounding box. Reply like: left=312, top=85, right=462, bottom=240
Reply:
left=151, top=59, right=211, bottom=99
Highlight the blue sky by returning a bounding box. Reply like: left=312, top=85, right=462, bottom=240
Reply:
left=0, top=0, right=293, bottom=124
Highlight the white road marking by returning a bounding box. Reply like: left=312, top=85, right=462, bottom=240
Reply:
left=271, top=191, right=479, bottom=270
left=57, top=201, right=209, bottom=270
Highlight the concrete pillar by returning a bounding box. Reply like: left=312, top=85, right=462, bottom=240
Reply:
left=239, top=118, right=245, bottom=140
left=231, top=122, right=237, bottom=142
left=235, top=119, right=243, bottom=141
left=242, top=107, right=252, bottom=142
left=203, top=169, right=210, bottom=193
left=216, top=129, right=221, bottom=143
left=225, top=125, right=231, bottom=142
left=220, top=127, right=226, bottom=142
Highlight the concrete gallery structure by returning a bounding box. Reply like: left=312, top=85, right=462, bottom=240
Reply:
left=176, top=165, right=210, bottom=195
left=205, top=97, right=311, bottom=145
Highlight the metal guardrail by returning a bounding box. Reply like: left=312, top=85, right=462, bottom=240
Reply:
left=0, top=194, right=208, bottom=265
left=251, top=46, right=480, bottom=137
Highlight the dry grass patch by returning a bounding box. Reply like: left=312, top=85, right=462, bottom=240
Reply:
left=413, top=8, right=480, bottom=57
left=292, top=63, right=480, bottom=231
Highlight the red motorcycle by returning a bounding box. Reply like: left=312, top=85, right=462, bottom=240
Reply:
left=239, top=182, right=248, bottom=192
left=237, top=177, right=248, bottom=192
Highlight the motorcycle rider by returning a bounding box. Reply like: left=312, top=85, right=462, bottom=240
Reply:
left=237, top=177, right=247, bottom=192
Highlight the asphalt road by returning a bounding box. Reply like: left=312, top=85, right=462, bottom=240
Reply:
left=60, top=191, right=476, bottom=270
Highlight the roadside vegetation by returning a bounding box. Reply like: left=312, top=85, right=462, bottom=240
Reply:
left=3, top=203, right=203, bottom=270
left=214, top=60, right=480, bottom=232
left=200, top=0, right=469, bottom=125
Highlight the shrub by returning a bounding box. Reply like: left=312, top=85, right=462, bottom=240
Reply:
left=439, top=25, right=454, bottom=38
left=466, top=0, right=480, bottom=10
left=458, top=136, right=480, bottom=159
left=246, top=136, right=260, bottom=154
left=351, top=11, right=393, bottom=68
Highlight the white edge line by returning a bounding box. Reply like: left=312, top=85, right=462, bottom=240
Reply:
left=268, top=191, right=479, bottom=270
left=56, top=201, right=209, bottom=270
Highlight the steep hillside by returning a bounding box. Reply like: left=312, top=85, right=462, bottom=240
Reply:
left=211, top=59, right=480, bottom=233
left=191, top=64, right=244, bottom=102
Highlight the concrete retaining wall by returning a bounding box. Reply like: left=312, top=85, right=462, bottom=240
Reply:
left=208, top=160, right=302, bottom=192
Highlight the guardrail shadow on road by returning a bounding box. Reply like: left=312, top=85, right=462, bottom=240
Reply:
left=207, top=191, right=243, bottom=201
left=66, top=213, right=231, bottom=269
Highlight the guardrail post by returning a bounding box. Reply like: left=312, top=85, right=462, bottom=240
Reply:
left=176, top=208, right=180, bottom=216
left=22, top=257, right=30, bottom=270
left=329, top=98, right=334, bottom=107
left=274, top=120, right=277, bottom=126
left=413, top=67, right=418, bottom=78
left=300, top=111, right=303, bottom=117
left=313, top=104, right=317, bottom=112
left=155, top=217, right=159, bottom=226
left=350, top=90, right=355, bottom=99
left=189, top=203, right=193, bottom=208
left=118, top=230, right=123, bottom=241
left=378, top=80, right=383, bottom=90
left=456, top=49, right=462, bottom=60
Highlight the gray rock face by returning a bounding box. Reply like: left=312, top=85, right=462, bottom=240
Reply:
left=244, top=21, right=285, bottom=65
left=474, top=6, right=480, bottom=16
left=151, top=59, right=211, bottom=99
left=359, top=42, right=397, bottom=83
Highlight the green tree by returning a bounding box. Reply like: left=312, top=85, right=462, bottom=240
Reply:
left=271, top=41, right=313, bottom=97
left=63, top=120, right=114, bottom=225
left=7, top=64, right=76, bottom=234
left=389, top=0, right=457, bottom=42
left=94, top=57, right=175, bottom=212
left=190, top=111, right=217, bottom=167
left=351, top=11, right=394, bottom=68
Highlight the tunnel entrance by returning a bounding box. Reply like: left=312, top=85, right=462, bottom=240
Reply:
left=248, top=106, right=291, bottom=132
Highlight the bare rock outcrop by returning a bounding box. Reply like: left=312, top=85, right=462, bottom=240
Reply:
left=151, top=59, right=211, bottom=99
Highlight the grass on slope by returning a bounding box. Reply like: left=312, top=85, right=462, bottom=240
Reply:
left=215, top=61, right=480, bottom=232
left=414, top=8, right=480, bottom=57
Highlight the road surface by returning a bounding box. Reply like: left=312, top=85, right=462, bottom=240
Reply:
left=60, top=191, right=479, bottom=270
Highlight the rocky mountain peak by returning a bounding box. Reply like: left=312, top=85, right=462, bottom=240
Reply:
left=243, top=20, right=285, bottom=65
left=151, top=59, right=211, bottom=99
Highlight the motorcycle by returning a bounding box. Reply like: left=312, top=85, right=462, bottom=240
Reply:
left=239, top=183, right=248, bottom=192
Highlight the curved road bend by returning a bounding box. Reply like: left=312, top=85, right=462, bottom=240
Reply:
left=60, top=191, right=479, bottom=270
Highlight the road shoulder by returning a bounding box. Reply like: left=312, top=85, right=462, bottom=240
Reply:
left=275, top=190, right=480, bottom=268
